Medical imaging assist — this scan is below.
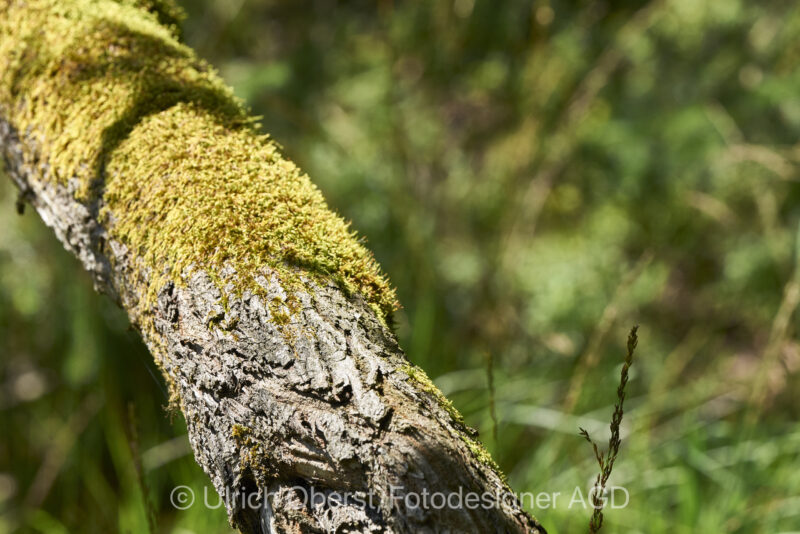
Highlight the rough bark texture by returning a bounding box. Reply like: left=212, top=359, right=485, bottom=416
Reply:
left=0, top=2, right=548, bottom=533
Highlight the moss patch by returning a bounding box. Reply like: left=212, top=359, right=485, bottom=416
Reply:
left=400, top=363, right=504, bottom=478
left=400, top=363, right=466, bottom=426
left=231, top=424, right=273, bottom=482
left=0, top=0, right=398, bottom=330
left=128, top=0, right=186, bottom=33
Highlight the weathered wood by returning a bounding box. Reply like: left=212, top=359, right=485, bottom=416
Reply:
left=0, top=1, right=547, bottom=532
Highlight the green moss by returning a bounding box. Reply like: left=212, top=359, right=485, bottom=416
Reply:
left=399, top=363, right=504, bottom=478
left=127, top=0, right=186, bottom=34
left=400, top=363, right=466, bottom=426
left=231, top=423, right=272, bottom=482
left=231, top=423, right=250, bottom=441
left=461, top=433, right=504, bottom=482
left=0, top=0, right=398, bottom=336
left=267, top=294, right=301, bottom=344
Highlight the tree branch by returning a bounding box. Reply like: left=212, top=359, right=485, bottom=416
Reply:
left=0, top=0, right=546, bottom=532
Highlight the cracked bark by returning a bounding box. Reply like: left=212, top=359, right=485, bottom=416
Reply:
left=0, top=8, right=547, bottom=534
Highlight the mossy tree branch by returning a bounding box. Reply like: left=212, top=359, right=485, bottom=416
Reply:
left=0, top=1, right=547, bottom=532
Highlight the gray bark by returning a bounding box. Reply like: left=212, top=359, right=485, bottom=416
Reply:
left=1, top=118, right=547, bottom=533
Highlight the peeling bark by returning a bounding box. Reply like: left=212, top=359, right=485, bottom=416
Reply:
left=0, top=5, right=547, bottom=533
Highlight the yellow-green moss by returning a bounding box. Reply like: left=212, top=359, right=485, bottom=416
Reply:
left=231, top=423, right=272, bottom=481
left=266, top=294, right=302, bottom=346
left=0, top=0, right=398, bottom=332
left=400, top=363, right=504, bottom=478
left=128, top=0, right=185, bottom=33
left=400, top=363, right=466, bottom=426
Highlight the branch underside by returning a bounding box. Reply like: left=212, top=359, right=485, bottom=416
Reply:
left=0, top=114, right=545, bottom=533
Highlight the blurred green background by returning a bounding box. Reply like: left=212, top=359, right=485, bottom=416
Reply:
left=3, top=0, right=800, bottom=532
